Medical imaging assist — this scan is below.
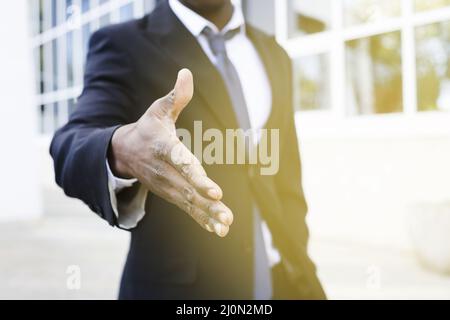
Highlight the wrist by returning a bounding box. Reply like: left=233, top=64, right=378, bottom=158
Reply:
left=108, top=124, right=136, bottom=179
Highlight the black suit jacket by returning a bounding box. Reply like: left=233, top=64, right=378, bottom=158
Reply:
left=50, top=0, right=325, bottom=300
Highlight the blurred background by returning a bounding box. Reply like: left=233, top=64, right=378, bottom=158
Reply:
left=0, top=0, right=449, bottom=299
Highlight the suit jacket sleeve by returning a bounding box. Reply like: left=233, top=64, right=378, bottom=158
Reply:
left=50, top=27, right=139, bottom=226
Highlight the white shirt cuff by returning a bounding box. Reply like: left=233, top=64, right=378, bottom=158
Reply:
left=106, top=160, right=137, bottom=192
left=106, top=160, right=147, bottom=229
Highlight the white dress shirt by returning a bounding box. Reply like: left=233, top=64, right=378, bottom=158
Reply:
left=106, top=0, right=281, bottom=286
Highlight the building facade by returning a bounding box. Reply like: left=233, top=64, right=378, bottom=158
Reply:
left=277, top=0, right=450, bottom=250
left=0, top=1, right=41, bottom=221
left=20, top=0, right=450, bottom=250
left=29, top=0, right=158, bottom=135
left=29, top=0, right=450, bottom=135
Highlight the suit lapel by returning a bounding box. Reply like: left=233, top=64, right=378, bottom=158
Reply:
left=142, top=1, right=238, bottom=129
left=142, top=2, right=283, bottom=131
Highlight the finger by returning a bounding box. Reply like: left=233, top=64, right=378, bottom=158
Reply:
left=166, top=186, right=230, bottom=237
left=145, top=162, right=230, bottom=237
left=190, top=191, right=233, bottom=226
left=162, top=163, right=233, bottom=227
left=146, top=69, right=194, bottom=122
left=165, top=136, right=223, bottom=201
left=170, top=68, right=194, bottom=121
left=139, top=166, right=218, bottom=234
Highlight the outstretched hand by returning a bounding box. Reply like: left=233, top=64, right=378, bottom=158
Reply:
left=109, top=69, right=233, bottom=237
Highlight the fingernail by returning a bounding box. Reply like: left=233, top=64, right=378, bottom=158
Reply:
left=207, top=189, right=221, bottom=200
left=218, top=212, right=232, bottom=225
left=205, top=224, right=214, bottom=233
left=213, top=223, right=224, bottom=237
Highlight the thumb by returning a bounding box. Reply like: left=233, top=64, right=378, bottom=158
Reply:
left=149, top=69, right=194, bottom=122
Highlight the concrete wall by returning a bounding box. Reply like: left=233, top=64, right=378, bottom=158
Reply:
left=301, top=134, right=450, bottom=251
left=0, top=0, right=41, bottom=221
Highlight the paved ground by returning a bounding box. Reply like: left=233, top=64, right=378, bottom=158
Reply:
left=1, top=197, right=449, bottom=300
left=310, top=239, right=450, bottom=299
left=0, top=214, right=128, bottom=299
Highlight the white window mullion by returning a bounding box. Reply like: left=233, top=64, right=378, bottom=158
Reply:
left=44, top=42, right=54, bottom=95
left=135, top=0, right=145, bottom=18
left=43, top=0, right=52, bottom=32
left=401, top=0, right=417, bottom=115
left=73, top=0, right=84, bottom=87
left=90, top=0, right=101, bottom=31
left=43, top=0, right=54, bottom=94
left=331, top=0, right=345, bottom=118
left=29, top=0, right=40, bottom=36
left=57, top=0, right=68, bottom=92
left=342, top=18, right=403, bottom=41
left=284, top=32, right=332, bottom=57
left=111, top=0, right=121, bottom=23
left=413, top=5, right=450, bottom=27
left=275, top=0, right=288, bottom=44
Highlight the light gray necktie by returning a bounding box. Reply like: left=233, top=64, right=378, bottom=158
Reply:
left=203, top=26, right=272, bottom=300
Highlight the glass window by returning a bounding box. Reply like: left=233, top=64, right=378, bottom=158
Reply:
left=416, top=21, right=450, bottom=112
left=82, top=23, right=91, bottom=65
left=33, top=0, right=206, bottom=134
left=68, top=98, right=77, bottom=115
left=287, top=0, right=331, bottom=38
left=56, top=100, right=69, bottom=130
left=38, top=0, right=44, bottom=34
left=120, top=3, right=135, bottom=22
left=82, top=0, right=90, bottom=13
left=67, top=31, right=74, bottom=87
left=38, top=45, right=45, bottom=94
left=51, top=0, right=58, bottom=27
left=33, top=47, right=40, bottom=94
left=39, top=105, right=45, bottom=134
left=66, top=0, right=82, bottom=30
left=56, top=36, right=67, bottom=90
left=415, top=0, right=450, bottom=12
left=346, top=31, right=403, bottom=115
left=343, top=0, right=401, bottom=27
left=52, top=39, right=58, bottom=91
left=40, top=103, right=56, bottom=134
left=42, top=41, right=54, bottom=93
left=53, top=102, right=60, bottom=130
left=293, top=54, right=331, bottom=111
left=54, top=0, right=67, bottom=26
left=41, top=0, right=52, bottom=32
left=65, top=0, right=73, bottom=20
left=29, top=0, right=41, bottom=36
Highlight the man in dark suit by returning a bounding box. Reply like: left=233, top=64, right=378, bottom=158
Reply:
left=50, top=0, right=326, bottom=299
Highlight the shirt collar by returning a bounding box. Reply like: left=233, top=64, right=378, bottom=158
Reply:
left=168, top=0, right=246, bottom=37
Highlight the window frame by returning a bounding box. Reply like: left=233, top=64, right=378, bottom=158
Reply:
left=31, top=0, right=155, bottom=136
left=276, top=0, right=450, bottom=138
